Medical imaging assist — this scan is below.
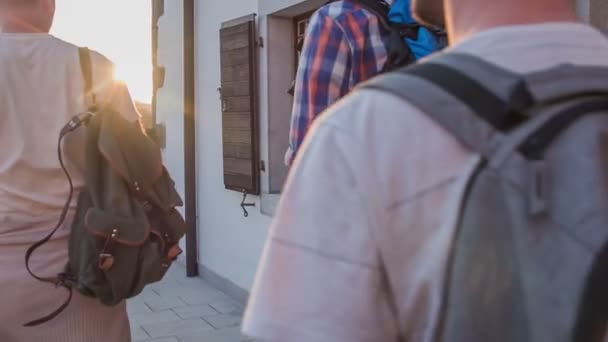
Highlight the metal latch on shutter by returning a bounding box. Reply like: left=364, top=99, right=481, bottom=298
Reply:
left=241, top=190, right=255, bottom=217
left=217, top=87, right=227, bottom=111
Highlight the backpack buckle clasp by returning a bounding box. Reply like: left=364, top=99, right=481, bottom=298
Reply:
left=98, top=229, right=119, bottom=271
left=98, top=254, right=115, bottom=271
left=528, top=160, right=548, bottom=216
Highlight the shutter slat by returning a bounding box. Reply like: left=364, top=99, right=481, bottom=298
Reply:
left=223, top=96, right=251, bottom=112
left=224, top=157, right=254, bottom=176
left=223, top=144, right=253, bottom=159
left=224, top=174, right=254, bottom=192
left=223, top=128, right=252, bottom=145
left=220, top=23, right=250, bottom=37
left=221, top=66, right=250, bottom=83
left=220, top=47, right=250, bottom=67
left=221, top=33, right=251, bottom=52
left=221, top=80, right=251, bottom=97
left=223, top=112, right=252, bottom=129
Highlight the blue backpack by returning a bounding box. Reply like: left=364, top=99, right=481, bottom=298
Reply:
left=348, top=0, right=447, bottom=71
left=388, top=0, right=446, bottom=61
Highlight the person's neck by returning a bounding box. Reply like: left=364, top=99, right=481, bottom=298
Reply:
left=1, top=18, right=48, bottom=34
left=2, top=28, right=44, bottom=34
left=446, top=1, right=579, bottom=45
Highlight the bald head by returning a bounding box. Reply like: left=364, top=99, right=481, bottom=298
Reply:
left=412, top=0, right=579, bottom=45
left=0, top=0, right=55, bottom=33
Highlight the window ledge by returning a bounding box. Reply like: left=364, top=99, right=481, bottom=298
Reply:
left=260, top=193, right=281, bottom=217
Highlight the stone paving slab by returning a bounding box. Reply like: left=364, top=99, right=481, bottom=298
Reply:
left=177, top=327, right=254, bottom=342
left=203, top=314, right=243, bottom=330
left=130, top=310, right=182, bottom=326
left=128, top=298, right=152, bottom=314
left=132, top=326, right=151, bottom=342
left=173, top=304, right=220, bottom=319
left=142, top=318, right=215, bottom=339
left=138, top=338, right=180, bottom=342
left=128, top=265, right=255, bottom=342
left=209, top=299, right=245, bottom=315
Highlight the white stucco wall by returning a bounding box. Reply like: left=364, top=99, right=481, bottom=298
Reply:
left=195, top=0, right=272, bottom=291
left=155, top=1, right=186, bottom=256
left=156, top=1, right=185, bottom=202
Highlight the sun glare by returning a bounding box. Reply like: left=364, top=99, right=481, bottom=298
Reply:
left=51, top=0, right=152, bottom=103
left=115, top=63, right=153, bottom=104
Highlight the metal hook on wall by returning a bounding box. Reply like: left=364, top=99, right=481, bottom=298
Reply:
left=240, top=189, right=255, bottom=217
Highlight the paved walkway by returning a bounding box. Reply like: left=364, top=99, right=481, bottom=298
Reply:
left=128, top=265, right=254, bottom=342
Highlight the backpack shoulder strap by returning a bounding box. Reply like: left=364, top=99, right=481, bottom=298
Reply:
left=435, top=53, right=608, bottom=107
left=354, top=0, right=390, bottom=19
left=523, top=63, right=608, bottom=104
left=360, top=53, right=608, bottom=159
left=78, top=47, right=97, bottom=110
left=360, top=55, right=514, bottom=158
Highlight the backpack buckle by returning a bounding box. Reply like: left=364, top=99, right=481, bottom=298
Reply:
left=167, top=244, right=183, bottom=262
left=55, top=272, right=75, bottom=288
left=98, top=229, right=119, bottom=271
left=528, top=160, right=548, bottom=216
left=98, top=254, right=115, bottom=271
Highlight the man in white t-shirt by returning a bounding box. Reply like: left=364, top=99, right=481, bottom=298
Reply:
left=242, top=0, right=608, bottom=341
left=0, top=1, right=139, bottom=340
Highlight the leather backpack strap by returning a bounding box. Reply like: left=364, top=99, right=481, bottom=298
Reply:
left=23, top=286, right=73, bottom=327
left=23, top=126, right=76, bottom=326
left=78, top=47, right=97, bottom=111
left=22, top=48, right=95, bottom=327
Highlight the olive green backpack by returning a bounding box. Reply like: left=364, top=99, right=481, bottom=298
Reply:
left=24, top=48, right=187, bottom=326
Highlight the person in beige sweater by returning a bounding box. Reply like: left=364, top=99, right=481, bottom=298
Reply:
left=0, top=1, right=140, bottom=341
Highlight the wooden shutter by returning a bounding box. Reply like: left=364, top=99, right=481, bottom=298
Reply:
left=220, top=14, right=260, bottom=195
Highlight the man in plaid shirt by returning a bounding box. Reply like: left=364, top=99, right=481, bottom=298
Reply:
left=284, top=0, right=392, bottom=166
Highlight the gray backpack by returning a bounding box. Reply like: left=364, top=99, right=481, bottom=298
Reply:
left=363, top=53, right=608, bottom=342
